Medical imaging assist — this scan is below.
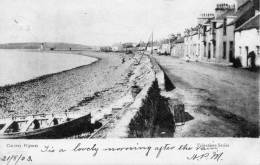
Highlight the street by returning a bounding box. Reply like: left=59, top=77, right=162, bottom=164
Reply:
left=154, top=56, right=259, bottom=137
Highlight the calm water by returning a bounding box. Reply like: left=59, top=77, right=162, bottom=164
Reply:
left=0, top=50, right=97, bottom=86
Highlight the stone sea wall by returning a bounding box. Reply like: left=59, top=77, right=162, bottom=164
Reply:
left=107, top=56, right=175, bottom=138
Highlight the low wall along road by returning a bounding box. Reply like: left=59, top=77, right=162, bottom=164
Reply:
left=93, top=54, right=177, bottom=138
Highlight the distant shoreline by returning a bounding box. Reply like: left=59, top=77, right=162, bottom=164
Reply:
left=0, top=42, right=92, bottom=50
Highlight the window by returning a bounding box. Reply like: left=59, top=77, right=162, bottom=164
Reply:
left=203, top=25, right=206, bottom=36
left=204, top=44, right=207, bottom=57
left=223, top=18, right=227, bottom=36
left=257, top=46, right=260, bottom=56
left=230, top=41, right=233, bottom=50
left=223, top=42, right=226, bottom=59
left=208, top=42, right=211, bottom=59
left=239, top=46, right=242, bottom=56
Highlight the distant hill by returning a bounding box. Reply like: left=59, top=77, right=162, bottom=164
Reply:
left=0, top=42, right=92, bottom=50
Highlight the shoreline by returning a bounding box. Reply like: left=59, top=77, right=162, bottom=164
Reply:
left=0, top=58, right=100, bottom=89
left=0, top=49, right=99, bottom=88
left=0, top=50, right=134, bottom=118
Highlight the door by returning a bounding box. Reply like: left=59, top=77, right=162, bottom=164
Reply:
left=229, top=41, right=234, bottom=62
left=245, top=46, right=249, bottom=66
left=223, top=41, right=226, bottom=59
left=208, top=43, right=211, bottom=59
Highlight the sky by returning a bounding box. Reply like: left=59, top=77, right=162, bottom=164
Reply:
left=0, top=0, right=237, bottom=46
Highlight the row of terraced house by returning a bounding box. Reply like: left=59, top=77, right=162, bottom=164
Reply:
left=173, top=0, right=259, bottom=68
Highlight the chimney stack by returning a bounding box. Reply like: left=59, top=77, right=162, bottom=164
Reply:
left=215, top=3, right=236, bottom=18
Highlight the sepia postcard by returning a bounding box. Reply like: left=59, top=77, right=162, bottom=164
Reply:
left=0, top=0, right=259, bottom=164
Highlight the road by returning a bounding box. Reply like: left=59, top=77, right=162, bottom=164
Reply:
left=154, top=55, right=259, bottom=137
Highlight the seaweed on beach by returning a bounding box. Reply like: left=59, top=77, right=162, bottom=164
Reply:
left=77, top=95, right=96, bottom=107
left=75, top=88, right=112, bottom=108
left=0, top=96, right=8, bottom=107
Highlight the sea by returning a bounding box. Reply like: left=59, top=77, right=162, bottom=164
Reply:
left=0, top=49, right=97, bottom=86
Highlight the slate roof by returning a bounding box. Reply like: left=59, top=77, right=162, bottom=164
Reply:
left=232, top=0, right=255, bottom=28
left=215, top=0, right=256, bottom=28
left=235, top=14, right=260, bottom=31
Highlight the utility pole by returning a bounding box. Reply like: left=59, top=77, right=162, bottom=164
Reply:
left=137, top=32, right=153, bottom=64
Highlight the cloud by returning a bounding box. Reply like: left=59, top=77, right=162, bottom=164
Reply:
left=0, top=0, right=226, bottom=45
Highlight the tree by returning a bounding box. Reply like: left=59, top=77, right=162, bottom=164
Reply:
left=168, top=33, right=178, bottom=54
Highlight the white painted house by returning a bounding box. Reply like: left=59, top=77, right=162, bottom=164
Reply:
left=214, top=15, right=236, bottom=64
left=184, top=4, right=237, bottom=64
left=234, top=13, right=260, bottom=67
left=201, top=4, right=236, bottom=64
left=184, top=24, right=205, bottom=61
left=183, top=0, right=259, bottom=68
left=171, top=37, right=184, bottom=58
left=112, top=43, right=124, bottom=52
left=158, top=44, right=171, bottom=55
